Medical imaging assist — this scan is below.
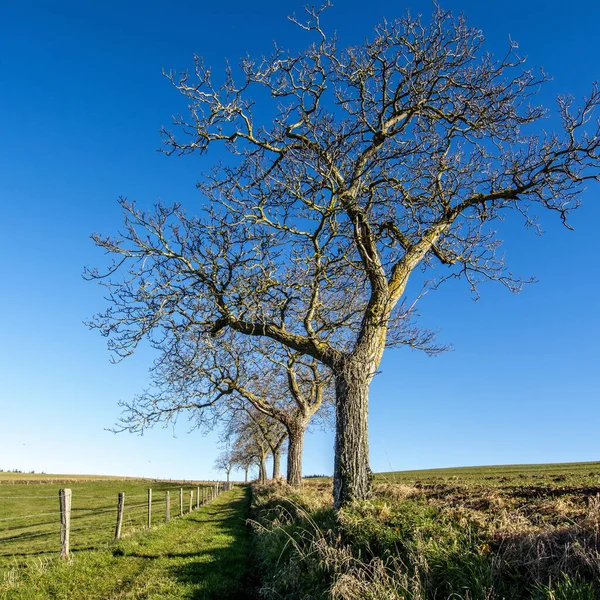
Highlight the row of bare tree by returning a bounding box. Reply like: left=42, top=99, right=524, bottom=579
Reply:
left=120, top=333, right=334, bottom=486
left=214, top=406, right=290, bottom=485
left=86, top=5, right=599, bottom=508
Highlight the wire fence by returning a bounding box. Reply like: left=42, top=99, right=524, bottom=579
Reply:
left=0, top=481, right=234, bottom=560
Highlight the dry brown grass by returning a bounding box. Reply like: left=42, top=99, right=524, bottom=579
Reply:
left=252, top=471, right=600, bottom=599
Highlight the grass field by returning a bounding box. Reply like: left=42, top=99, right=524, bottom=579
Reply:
left=1, top=486, right=250, bottom=599
left=377, top=460, right=600, bottom=483
left=252, top=462, right=600, bottom=599
left=0, top=475, right=222, bottom=571
left=4, top=463, right=600, bottom=599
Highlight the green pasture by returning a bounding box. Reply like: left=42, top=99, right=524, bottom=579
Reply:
left=1, top=486, right=250, bottom=599
left=376, top=460, right=600, bottom=485
left=0, top=477, right=219, bottom=570
left=306, top=461, right=600, bottom=487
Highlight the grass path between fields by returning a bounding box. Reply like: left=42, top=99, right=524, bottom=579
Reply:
left=1, top=486, right=253, bottom=600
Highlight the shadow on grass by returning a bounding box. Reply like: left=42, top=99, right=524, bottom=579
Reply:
left=1, top=489, right=257, bottom=600
left=168, top=489, right=256, bottom=600
left=123, top=488, right=256, bottom=600
left=172, top=545, right=254, bottom=600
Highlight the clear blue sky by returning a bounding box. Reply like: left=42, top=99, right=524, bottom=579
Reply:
left=1, top=0, right=598, bottom=480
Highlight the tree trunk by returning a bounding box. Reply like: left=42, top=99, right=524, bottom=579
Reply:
left=272, top=448, right=281, bottom=480
left=259, top=455, right=267, bottom=483
left=333, top=360, right=372, bottom=509
left=226, top=469, right=231, bottom=483
left=286, top=421, right=306, bottom=488
left=244, top=467, right=248, bottom=483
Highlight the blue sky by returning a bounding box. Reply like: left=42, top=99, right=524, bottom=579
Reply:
left=1, top=0, right=598, bottom=480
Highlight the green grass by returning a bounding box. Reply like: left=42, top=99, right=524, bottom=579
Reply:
left=0, top=477, right=220, bottom=569
left=376, top=460, right=600, bottom=484
left=1, top=486, right=251, bottom=599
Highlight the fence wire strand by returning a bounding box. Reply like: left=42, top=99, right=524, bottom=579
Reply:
left=0, top=512, right=61, bottom=523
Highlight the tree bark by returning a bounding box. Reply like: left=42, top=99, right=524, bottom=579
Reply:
left=333, top=359, right=373, bottom=509
left=244, top=467, right=248, bottom=483
left=286, top=421, right=306, bottom=488
left=226, top=469, right=231, bottom=483
left=272, top=448, right=281, bottom=480
left=259, top=455, right=267, bottom=483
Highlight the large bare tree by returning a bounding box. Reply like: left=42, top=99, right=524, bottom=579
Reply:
left=87, top=5, right=600, bottom=508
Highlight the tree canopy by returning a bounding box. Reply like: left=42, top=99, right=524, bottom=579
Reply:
left=87, top=4, right=600, bottom=507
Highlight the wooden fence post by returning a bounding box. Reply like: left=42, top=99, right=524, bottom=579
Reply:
left=179, top=488, right=183, bottom=517
left=189, top=490, right=193, bottom=513
left=114, top=492, right=125, bottom=542
left=59, top=488, right=71, bottom=559
left=147, top=488, right=152, bottom=528
left=166, top=491, right=170, bottom=521
left=196, top=486, right=200, bottom=509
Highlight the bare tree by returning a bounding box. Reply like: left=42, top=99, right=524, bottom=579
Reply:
left=244, top=408, right=287, bottom=481
left=223, top=405, right=286, bottom=484
left=231, top=445, right=254, bottom=483
left=203, top=338, right=332, bottom=486
left=87, top=5, right=600, bottom=508
left=114, top=332, right=332, bottom=487
left=214, top=450, right=236, bottom=482
left=228, top=419, right=267, bottom=483
left=229, top=428, right=261, bottom=483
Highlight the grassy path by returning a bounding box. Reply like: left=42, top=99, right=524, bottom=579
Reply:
left=1, top=487, right=252, bottom=600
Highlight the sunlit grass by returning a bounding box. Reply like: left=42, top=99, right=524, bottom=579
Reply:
left=0, top=477, right=218, bottom=569
left=0, top=486, right=250, bottom=599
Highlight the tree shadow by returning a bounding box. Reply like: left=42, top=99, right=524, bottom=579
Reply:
left=130, top=488, right=257, bottom=600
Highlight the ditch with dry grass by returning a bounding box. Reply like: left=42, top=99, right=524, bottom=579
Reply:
left=250, top=463, right=600, bottom=599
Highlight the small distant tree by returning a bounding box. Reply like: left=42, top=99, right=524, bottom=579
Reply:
left=214, top=450, right=236, bottom=482
left=231, top=446, right=254, bottom=483
left=88, top=4, right=600, bottom=508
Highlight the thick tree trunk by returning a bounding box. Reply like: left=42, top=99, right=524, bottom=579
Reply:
left=272, top=448, right=281, bottom=480
left=286, top=421, right=306, bottom=488
left=226, top=469, right=231, bottom=483
left=333, top=361, right=372, bottom=509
